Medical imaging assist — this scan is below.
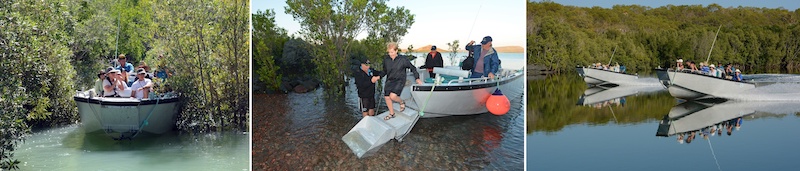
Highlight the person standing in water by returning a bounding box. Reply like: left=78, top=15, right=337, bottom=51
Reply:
left=354, top=59, right=383, bottom=117
left=466, top=36, right=500, bottom=79
left=383, top=42, right=423, bottom=120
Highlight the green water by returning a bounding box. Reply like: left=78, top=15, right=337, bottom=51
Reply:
left=14, top=125, right=249, bottom=170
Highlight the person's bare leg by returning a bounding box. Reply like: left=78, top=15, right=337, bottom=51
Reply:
left=383, top=93, right=394, bottom=114
left=368, top=109, right=375, bottom=116
left=362, top=112, right=369, bottom=117
left=389, top=93, right=404, bottom=111
left=143, top=88, right=149, bottom=99
left=384, top=96, right=394, bottom=120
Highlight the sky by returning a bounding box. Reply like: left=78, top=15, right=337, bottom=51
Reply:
left=541, top=0, right=800, bottom=10
left=251, top=0, right=526, bottom=48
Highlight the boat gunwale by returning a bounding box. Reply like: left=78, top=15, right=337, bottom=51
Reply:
left=410, top=72, right=523, bottom=92
left=655, top=68, right=756, bottom=86
left=74, top=96, right=180, bottom=106
left=578, top=66, right=639, bottom=77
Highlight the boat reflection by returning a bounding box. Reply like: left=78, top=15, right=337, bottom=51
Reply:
left=577, top=85, right=664, bottom=107
left=656, top=100, right=800, bottom=143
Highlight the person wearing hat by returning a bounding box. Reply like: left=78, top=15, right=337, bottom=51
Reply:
left=676, top=58, right=684, bottom=71
left=92, top=69, right=108, bottom=97
left=354, top=59, right=384, bottom=117
left=383, top=42, right=423, bottom=120
left=423, top=45, right=443, bottom=78
left=465, top=36, right=501, bottom=79
left=116, top=54, right=135, bottom=85
left=130, top=70, right=154, bottom=100
left=733, top=69, right=742, bottom=81
left=103, top=69, right=129, bottom=97
left=708, top=64, right=717, bottom=77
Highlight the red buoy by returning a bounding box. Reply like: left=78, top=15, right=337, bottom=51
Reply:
left=486, top=89, right=510, bottom=115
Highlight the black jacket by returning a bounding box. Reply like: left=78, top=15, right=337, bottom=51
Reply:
left=423, top=52, right=444, bottom=69
left=354, top=68, right=384, bottom=98
left=383, top=54, right=420, bottom=81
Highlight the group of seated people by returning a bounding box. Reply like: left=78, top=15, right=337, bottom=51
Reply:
left=590, top=62, right=627, bottom=73
left=92, top=54, right=168, bottom=100
left=675, top=59, right=743, bottom=81
left=676, top=117, right=743, bottom=144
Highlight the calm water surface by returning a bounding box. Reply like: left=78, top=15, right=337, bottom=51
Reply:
left=254, top=78, right=524, bottom=170
left=15, top=125, right=249, bottom=170
left=527, top=74, right=800, bottom=171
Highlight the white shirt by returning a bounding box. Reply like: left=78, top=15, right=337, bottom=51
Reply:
left=129, top=78, right=152, bottom=99
left=115, top=80, right=131, bottom=98
left=102, top=79, right=115, bottom=96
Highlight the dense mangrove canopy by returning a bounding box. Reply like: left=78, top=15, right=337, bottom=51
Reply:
left=1, top=0, right=249, bottom=169
left=528, top=2, right=800, bottom=74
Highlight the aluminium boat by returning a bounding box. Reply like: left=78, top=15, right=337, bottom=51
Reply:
left=655, top=68, right=755, bottom=100
left=74, top=89, right=179, bottom=140
left=576, top=67, right=640, bottom=86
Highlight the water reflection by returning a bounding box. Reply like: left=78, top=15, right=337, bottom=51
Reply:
left=528, top=74, right=800, bottom=171
left=657, top=100, right=800, bottom=144
left=578, top=85, right=664, bottom=108
left=527, top=74, right=673, bottom=133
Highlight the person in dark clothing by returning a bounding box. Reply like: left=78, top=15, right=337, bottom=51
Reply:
left=423, top=45, right=444, bottom=78
left=383, top=42, right=423, bottom=120
left=354, top=59, right=384, bottom=117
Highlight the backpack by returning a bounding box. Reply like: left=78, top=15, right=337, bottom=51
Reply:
left=461, top=53, right=475, bottom=71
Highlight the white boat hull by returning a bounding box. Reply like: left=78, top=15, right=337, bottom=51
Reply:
left=656, top=69, right=755, bottom=100
left=576, top=67, right=640, bottom=86
left=410, top=69, right=524, bottom=118
left=74, top=91, right=179, bottom=139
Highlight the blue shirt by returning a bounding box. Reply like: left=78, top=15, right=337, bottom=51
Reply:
left=117, top=62, right=135, bottom=73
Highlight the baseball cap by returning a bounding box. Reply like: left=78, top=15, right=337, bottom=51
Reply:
left=480, top=36, right=492, bottom=44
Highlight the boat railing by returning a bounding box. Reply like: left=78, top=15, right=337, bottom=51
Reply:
left=664, top=68, right=755, bottom=85
left=445, top=70, right=520, bottom=85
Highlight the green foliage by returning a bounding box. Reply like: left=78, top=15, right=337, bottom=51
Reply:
left=285, top=0, right=414, bottom=95
left=446, top=40, right=460, bottom=66
left=1, top=0, right=250, bottom=168
left=528, top=2, right=800, bottom=73
left=252, top=9, right=289, bottom=91
left=154, top=0, right=250, bottom=132
left=1, top=0, right=80, bottom=169
left=280, top=38, right=316, bottom=78
left=255, top=51, right=282, bottom=91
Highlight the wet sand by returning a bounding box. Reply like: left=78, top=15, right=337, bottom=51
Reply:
left=253, top=85, right=524, bottom=170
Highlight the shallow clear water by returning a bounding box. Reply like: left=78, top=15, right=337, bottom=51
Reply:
left=14, top=125, right=250, bottom=170
left=253, top=78, right=524, bottom=170
left=527, top=74, right=800, bottom=171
